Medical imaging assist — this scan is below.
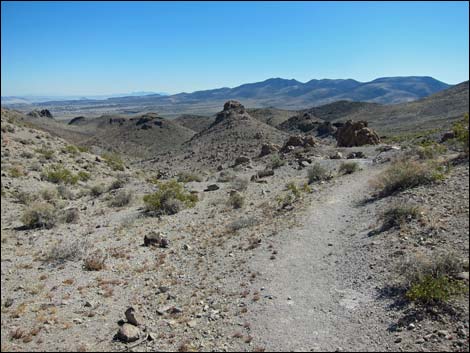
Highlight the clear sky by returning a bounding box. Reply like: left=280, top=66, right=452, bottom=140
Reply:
left=1, top=1, right=469, bottom=96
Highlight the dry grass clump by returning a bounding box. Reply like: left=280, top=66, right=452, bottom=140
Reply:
left=229, top=192, right=245, bottom=209
left=90, top=183, right=106, bottom=197
left=231, top=177, right=249, bottom=191
left=63, top=208, right=80, bottom=223
left=83, top=249, right=106, bottom=271
left=44, top=239, right=88, bottom=264
left=42, top=164, right=79, bottom=185
left=338, top=161, right=360, bottom=175
left=109, top=190, right=132, bottom=207
left=380, top=203, right=422, bottom=230
left=371, top=158, right=447, bottom=197
left=177, top=171, right=202, bottom=183
left=228, top=217, right=258, bottom=232
left=21, top=202, right=57, bottom=229
left=9, top=165, right=26, bottom=178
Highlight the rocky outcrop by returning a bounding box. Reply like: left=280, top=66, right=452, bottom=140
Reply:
left=335, top=120, right=380, bottom=147
left=212, top=100, right=249, bottom=125
left=259, top=143, right=281, bottom=157
left=27, top=109, right=53, bottom=119
left=281, top=135, right=316, bottom=153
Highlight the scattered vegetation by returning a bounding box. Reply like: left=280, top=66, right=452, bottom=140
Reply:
left=307, top=163, right=332, bottom=184
left=102, top=152, right=125, bottom=171
left=62, top=145, right=80, bottom=156
left=83, top=249, right=106, bottom=271
left=229, top=192, right=245, bottom=209
left=372, top=158, right=448, bottom=197
left=338, top=161, right=360, bottom=175
left=177, top=171, right=202, bottom=183
left=90, top=183, right=106, bottom=197
left=231, top=177, right=249, bottom=191
left=452, top=113, right=469, bottom=155
left=143, top=179, right=198, bottom=215
left=35, top=147, right=54, bottom=160
left=400, top=253, right=467, bottom=305
left=228, top=217, right=258, bottom=232
left=277, top=182, right=311, bottom=209
left=45, top=239, right=87, bottom=264
left=42, top=164, right=79, bottom=185
left=380, top=203, right=422, bottom=230
left=63, top=208, right=80, bottom=223
left=77, top=171, right=91, bottom=182
left=270, top=154, right=286, bottom=169
left=9, top=165, right=25, bottom=178
left=109, top=190, right=132, bottom=207
left=21, top=202, right=57, bottom=229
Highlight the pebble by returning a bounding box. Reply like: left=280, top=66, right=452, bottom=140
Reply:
left=394, top=337, right=402, bottom=343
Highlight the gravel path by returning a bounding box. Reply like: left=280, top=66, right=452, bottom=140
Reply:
left=248, top=163, right=396, bottom=352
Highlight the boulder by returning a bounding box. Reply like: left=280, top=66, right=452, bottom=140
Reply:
left=125, top=307, right=144, bottom=326
left=440, top=131, right=456, bottom=143
left=281, top=135, right=316, bottom=153
left=317, top=121, right=337, bottom=136
left=144, top=232, right=169, bottom=248
left=204, top=184, right=220, bottom=192
left=330, top=151, right=343, bottom=159
left=336, top=120, right=380, bottom=147
left=27, top=109, right=53, bottom=119
left=259, top=143, right=280, bottom=157
left=347, top=151, right=366, bottom=159
left=117, top=323, right=140, bottom=343
left=234, top=156, right=250, bottom=166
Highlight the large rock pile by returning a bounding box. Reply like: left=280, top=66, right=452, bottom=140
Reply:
left=212, top=100, right=250, bottom=125
left=27, top=109, right=53, bottom=119
left=281, top=135, right=316, bottom=153
left=335, top=120, right=380, bottom=147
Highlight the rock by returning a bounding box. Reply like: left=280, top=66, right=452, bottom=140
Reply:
left=204, top=184, right=220, bottom=192
left=259, top=143, right=280, bottom=157
left=125, top=307, right=143, bottom=326
left=157, top=286, right=170, bottom=294
left=347, top=151, right=366, bottom=159
left=144, top=232, right=168, bottom=248
left=281, top=135, right=316, bottom=153
left=394, top=337, right=402, bottom=343
left=3, top=298, right=13, bottom=308
left=234, top=156, right=250, bottom=166
left=440, top=131, right=456, bottom=143
left=408, top=323, right=416, bottom=330
left=183, top=244, right=191, bottom=251
left=187, top=319, right=198, bottom=328
left=317, top=121, right=337, bottom=136
left=455, top=272, right=469, bottom=281
left=27, top=109, right=53, bottom=119
left=438, top=330, right=449, bottom=337
left=416, top=338, right=425, bottom=344
left=336, top=120, right=380, bottom=147
left=330, top=151, right=343, bottom=159
left=251, top=169, right=274, bottom=181
left=117, top=323, right=140, bottom=343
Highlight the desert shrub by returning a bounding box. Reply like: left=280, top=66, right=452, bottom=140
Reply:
left=307, top=163, right=332, bottom=184
left=453, top=113, right=469, bottom=154
left=90, top=183, right=106, bottom=197
left=57, top=185, right=74, bottom=200
left=143, top=180, right=198, bottom=215
left=228, top=217, right=258, bottom=232
left=76, top=145, right=90, bottom=153
left=35, top=147, right=54, bottom=160
left=109, top=190, right=132, bottom=207
left=229, top=192, right=245, bottom=209
left=286, top=182, right=301, bottom=198
left=177, top=171, right=202, bottom=183
left=20, top=151, right=34, bottom=159
left=63, top=208, right=80, bottom=223
left=338, top=161, right=359, bottom=175
left=21, top=202, right=57, bottom=229
left=109, top=175, right=128, bottom=190
left=217, top=171, right=236, bottom=183
left=372, top=159, right=447, bottom=197
left=44, top=239, right=88, bottom=264
left=83, top=249, right=106, bottom=271
left=9, top=165, right=25, bottom=178
left=276, top=193, right=296, bottom=209
left=42, top=164, right=79, bottom=185
left=62, top=145, right=79, bottom=156
left=271, top=154, right=286, bottom=169
left=399, top=253, right=467, bottom=305
left=231, top=177, right=249, bottom=191
left=102, top=152, right=125, bottom=171
left=414, top=143, right=447, bottom=160
left=40, top=188, right=58, bottom=201
left=380, top=203, right=422, bottom=230
left=14, top=190, right=33, bottom=204
left=77, top=171, right=91, bottom=182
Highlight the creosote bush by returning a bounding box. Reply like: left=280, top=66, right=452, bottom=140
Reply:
left=21, top=202, right=57, bottom=229
left=143, top=179, right=198, bottom=215
left=109, top=190, right=132, bottom=207
left=453, top=113, right=469, bottom=155
left=83, top=249, right=106, bottom=271
left=102, top=152, right=125, bottom=171
left=229, top=192, right=245, bottom=209
left=271, top=154, right=286, bottom=169
left=338, top=161, right=359, bottom=175
left=307, top=163, right=332, bottom=184
left=380, top=203, right=422, bottom=230
left=177, top=171, right=202, bottom=183
left=42, top=164, right=79, bottom=185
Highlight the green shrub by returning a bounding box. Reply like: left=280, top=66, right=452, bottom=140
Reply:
left=229, top=192, right=245, bottom=209
left=307, top=163, right=332, bottom=184
left=338, top=161, right=359, bottom=175
left=406, top=275, right=466, bottom=304
left=177, top=171, right=202, bottom=183
left=372, top=159, right=446, bottom=197
left=35, top=147, right=54, bottom=160
left=453, top=113, right=469, bottom=154
left=90, top=183, right=106, bottom=197
left=21, top=202, right=57, bottom=229
left=380, top=204, right=421, bottom=230
left=40, top=188, right=59, bottom=201
left=109, top=175, right=128, bottom=190
left=143, top=180, right=198, bottom=215
left=76, top=145, right=90, bottom=153
left=57, top=185, right=74, bottom=200
left=415, top=143, right=447, bottom=160
left=77, top=171, right=91, bottom=182
left=63, top=145, right=79, bottom=156
left=271, top=154, right=286, bottom=169
left=42, top=164, right=79, bottom=185
left=102, top=152, right=125, bottom=171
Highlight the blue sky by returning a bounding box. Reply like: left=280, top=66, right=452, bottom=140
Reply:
left=1, top=1, right=469, bottom=96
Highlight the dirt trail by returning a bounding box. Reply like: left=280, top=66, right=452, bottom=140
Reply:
left=248, top=162, right=396, bottom=352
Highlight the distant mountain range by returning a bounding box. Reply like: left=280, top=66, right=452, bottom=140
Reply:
left=1, top=76, right=455, bottom=116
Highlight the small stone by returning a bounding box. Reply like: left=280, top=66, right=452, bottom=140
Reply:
left=117, top=323, right=140, bottom=343
left=408, top=323, right=416, bottom=330
left=416, top=338, right=425, bottom=344
left=84, top=301, right=93, bottom=308
left=455, top=272, right=469, bottom=281
left=395, top=337, right=402, bottom=343
left=183, top=244, right=191, bottom=251
left=205, top=184, right=220, bottom=192
left=437, top=330, right=449, bottom=337
left=125, top=307, right=143, bottom=326
left=187, top=319, right=198, bottom=328
left=157, top=286, right=170, bottom=294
